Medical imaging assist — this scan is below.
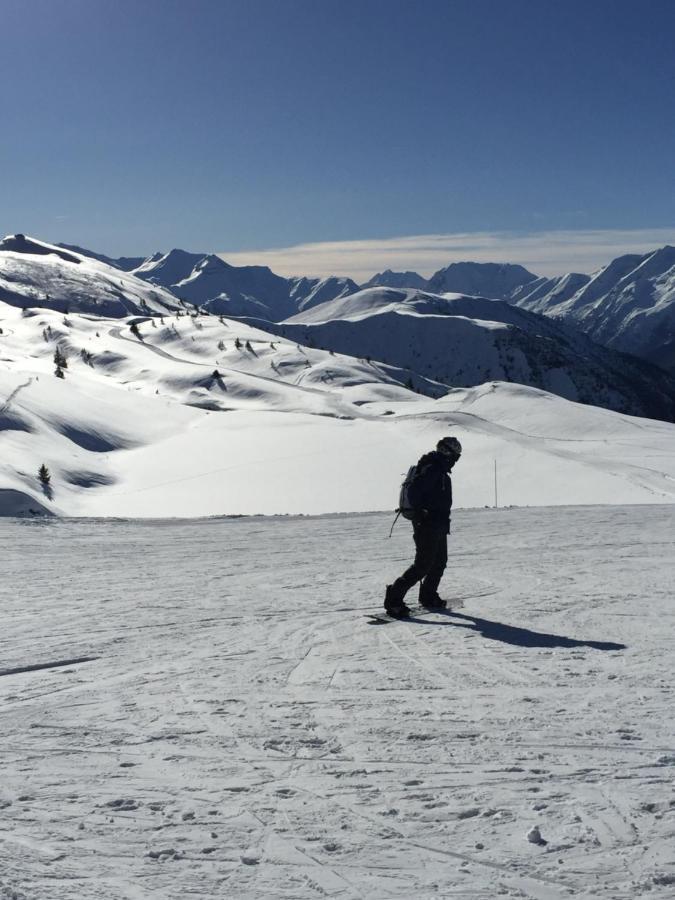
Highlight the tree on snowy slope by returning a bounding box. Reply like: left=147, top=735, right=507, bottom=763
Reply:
left=53, top=346, right=68, bottom=369
left=38, top=464, right=51, bottom=487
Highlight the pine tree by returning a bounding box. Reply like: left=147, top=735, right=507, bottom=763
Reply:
left=53, top=347, right=68, bottom=369
left=235, top=337, right=242, bottom=349
left=130, top=322, right=141, bottom=337
left=217, top=340, right=225, bottom=350
left=245, top=340, right=253, bottom=352
left=55, top=364, right=65, bottom=379
left=38, top=464, right=51, bottom=486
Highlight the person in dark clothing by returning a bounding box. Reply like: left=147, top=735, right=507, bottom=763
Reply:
left=385, top=436, right=462, bottom=617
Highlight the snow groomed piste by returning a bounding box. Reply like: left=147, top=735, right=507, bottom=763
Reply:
left=2, top=505, right=674, bottom=898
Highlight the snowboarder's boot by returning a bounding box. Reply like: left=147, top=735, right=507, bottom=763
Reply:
left=419, top=591, right=447, bottom=611
left=384, top=583, right=411, bottom=619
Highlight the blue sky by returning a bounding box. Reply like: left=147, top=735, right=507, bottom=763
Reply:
left=2, top=0, right=674, bottom=275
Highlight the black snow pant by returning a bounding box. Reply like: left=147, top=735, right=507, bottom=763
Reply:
left=392, top=521, right=448, bottom=602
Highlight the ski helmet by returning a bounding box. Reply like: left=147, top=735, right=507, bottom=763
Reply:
left=437, top=436, right=462, bottom=459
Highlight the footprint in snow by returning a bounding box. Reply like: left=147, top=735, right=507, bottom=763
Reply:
left=105, top=798, right=140, bottom=811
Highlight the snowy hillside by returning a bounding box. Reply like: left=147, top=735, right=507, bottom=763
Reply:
left=1, top=299, right=675, bottom=518
left=0, top=235, right=181, bottom=317
left=260, top=287, right=675, bottom=421
left=508, top=247, right=675, bottom=373
left=132, top=249, right=359, bottom=320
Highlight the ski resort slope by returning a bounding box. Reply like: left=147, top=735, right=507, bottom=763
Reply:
left=1, top=505, right=674, bottom=899
left=1, top=301, right=675, bottom=517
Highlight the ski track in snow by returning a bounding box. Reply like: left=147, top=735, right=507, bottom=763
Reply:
left=1, top=505, right=675, bottom=899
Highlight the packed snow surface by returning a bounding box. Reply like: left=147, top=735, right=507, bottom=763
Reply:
left=1, top=505, right=674, bottom=898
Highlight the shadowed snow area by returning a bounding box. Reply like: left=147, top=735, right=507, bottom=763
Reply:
left=0, top=506, right=674, bottom=898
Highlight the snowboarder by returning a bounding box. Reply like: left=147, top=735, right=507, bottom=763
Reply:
left=385, top=436, right=462, bottom=618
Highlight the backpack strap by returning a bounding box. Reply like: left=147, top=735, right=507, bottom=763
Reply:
left=388, top=510, right=401, bottom=538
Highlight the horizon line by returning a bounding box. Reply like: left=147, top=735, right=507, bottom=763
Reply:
left=217, top=227, right=675, bottom=281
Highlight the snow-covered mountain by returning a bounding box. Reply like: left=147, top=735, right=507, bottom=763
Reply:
left=0, top=235, right=181, bottom=317
left=131, top=249, right=359, bottom=320
left=1, top=298, right=674, bottom=518
left=426, top=261, right=538, bottom=297
left=508, top=271, right=592, bottom=313
left=255, top=287, right=675, bottom=421
left=362, top=269, right=427, bottom=289
left=288, top=275, right=360, bottom=312
left=507, top=246, right=675, bottom=373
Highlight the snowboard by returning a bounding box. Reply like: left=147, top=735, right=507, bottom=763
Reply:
left=366, top=599, right=464, bottom=625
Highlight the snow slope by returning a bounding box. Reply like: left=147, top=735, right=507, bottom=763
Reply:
left=0, top=235, right=181, bottom=317
left=263, top=287, right=675, bottom=421
left=1, top=300, right=675, bottom=517
left=1, top=504, right=674, bottom=898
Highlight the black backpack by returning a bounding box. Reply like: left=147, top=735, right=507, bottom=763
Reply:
left=398, top=464, right=419, bottom=520
left=388, top=464, right=421, bottom=536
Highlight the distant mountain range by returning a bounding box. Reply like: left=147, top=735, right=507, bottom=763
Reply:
left=75, top=245, right=360, bottom=321
left=37, top=236, right=675, bottom=375
left=365, top=253, right=675, bottom=375
left=1, top=232, right=674, bottom=413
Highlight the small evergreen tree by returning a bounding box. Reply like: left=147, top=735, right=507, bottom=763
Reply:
left=130, top=322, right=141, bottom=337
left=53, top=347, right=68, bottom=369
left=217, top=340, right=225, bottom=351
left=55, top=364, right=65, bottom=379
left=245, top=340, right=253, bottom=352
left=38, top=464, right=51, bottom=486
left=234, top=337, right=242, bottom=349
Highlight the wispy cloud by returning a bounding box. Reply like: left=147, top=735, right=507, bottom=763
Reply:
left=219, top=228, right=675, bottom=281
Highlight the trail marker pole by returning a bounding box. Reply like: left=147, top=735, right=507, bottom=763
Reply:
left=494, top=459, right=498, bottom=509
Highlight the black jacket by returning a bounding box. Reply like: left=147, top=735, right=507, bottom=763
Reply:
left=409, top=450, right=453, bottom=531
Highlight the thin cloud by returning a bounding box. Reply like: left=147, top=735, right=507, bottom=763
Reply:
left=219, top=228, right=675, bottom=281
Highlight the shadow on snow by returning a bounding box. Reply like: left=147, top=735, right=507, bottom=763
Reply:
left=439, top=611, right=627, bottom=651
left=369, top=610, right=626, bottom=651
